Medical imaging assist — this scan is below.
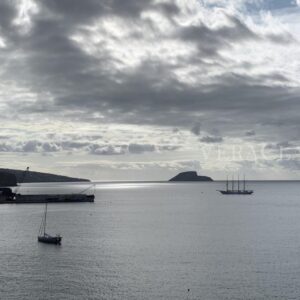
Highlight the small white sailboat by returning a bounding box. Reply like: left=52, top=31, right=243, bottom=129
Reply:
left=38, top=202, right=62, bottom=245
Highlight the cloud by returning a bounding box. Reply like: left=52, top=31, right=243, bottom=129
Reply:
left=63, top=159, right=201, bottom=172
left=278, top=158, right=300, bottom=171
left=265, top=141, right=295, bottom=150
left=200, top=136, right=223, bottom=143
left=157, top=145, right=181, bottom=151
left=22, top=140, right=39, bottom=152
left=177, top=14, right=258, bottom=57
left=245, top=130, right=256, bottom=136
left=0, top=129, right=182, bottom=156
left=89, top=144, right=127, bottom=155
left=191, top=122, right=201, bottom=136
left=128, top=143, right=156, bottom=154
left=2, top=0, right=298, bottom=131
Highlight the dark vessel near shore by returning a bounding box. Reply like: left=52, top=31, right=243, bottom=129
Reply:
left=219, top=176, right=253, bottom=195
left=38, top=202, right=62, bottom=245
left=0, top=188, right=95, bottom=204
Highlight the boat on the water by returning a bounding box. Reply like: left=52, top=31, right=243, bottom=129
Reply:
left=219, top=175, right=253, bottom=195
left=38, top=202, right=62, bottom=245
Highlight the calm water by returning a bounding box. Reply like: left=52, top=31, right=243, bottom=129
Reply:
left=1, top=181, right=300, bottom=300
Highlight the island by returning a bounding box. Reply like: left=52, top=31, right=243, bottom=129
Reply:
left=169, top=171, right=213, bottom=182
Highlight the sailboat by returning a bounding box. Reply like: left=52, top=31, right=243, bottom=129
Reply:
left=38, top=202, right=62, bottom=244
left=218, top=175, right=253, bottom=195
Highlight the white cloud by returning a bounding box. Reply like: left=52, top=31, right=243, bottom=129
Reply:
left=13, top=0, right=39, bottom=34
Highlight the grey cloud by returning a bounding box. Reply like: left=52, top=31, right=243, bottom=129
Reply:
left=0, top=143, right=13, bottom=152
left=41, top=0, right=166, bottom=21
left=60, top=141, right=91, bottom=150
left=155, top=2, right=180, bottom=17
left=265, top=141, right=295, bottom=150
left=0, top=135, right=182, bottom=155
left=172, top=128, right=180, bottom=133
left=71, top=159, right=201, bottom=171
left=245, top=130, right=256, bottom=136
left=200, top=136, right=223, bottom=143
left=191, top=123, right=201, bottom=136
left=0, top=0, right=299, bottom=149
left=278, top=159, right=300, bottom=171
left=264, top=141, right=300, bottom=157
left=267, top=32, right=295, bottom=44
left=22, top=140, right=40, bottom=152
left=89, top=144, right=126, bottom=155
left=0, top=1, right=16, bottom=34
left=128, top=143, right=156, bottom=154
left=177, top=15, right=257, bottom=56
left=42, top=142, right=61, bottom=152
left=239, top=158, right=300, bottom=172
left=158, top=145, right=181, bottom=151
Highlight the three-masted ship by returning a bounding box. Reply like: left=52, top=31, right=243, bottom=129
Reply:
left=219, top=176, right=253, bottom=195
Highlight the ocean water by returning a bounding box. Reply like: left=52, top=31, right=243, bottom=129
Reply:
left=1, top=181, right=300, bottom=300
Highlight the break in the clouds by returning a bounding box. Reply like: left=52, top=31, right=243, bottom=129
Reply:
left=0, top=0, right=299, bottom=180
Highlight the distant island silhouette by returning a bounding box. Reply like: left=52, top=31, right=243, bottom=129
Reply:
left=169, top=171, right=213, bottom=182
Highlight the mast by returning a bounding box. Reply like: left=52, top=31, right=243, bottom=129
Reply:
left=44, top=202, right=47, bottom=235
left=243, top=175, right=246, bottom=192
left=232, top=175, right=234, bottom=191
left=14, top=166, right=29, bottom=195
left=226, top=175, right=228, bottom=191
left=238, top=174, right=240, bottom=191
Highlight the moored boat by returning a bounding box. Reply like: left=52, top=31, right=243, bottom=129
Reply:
left=38, top=202, right=62, bottom=245
left=38, top=234, right=62, bottom=244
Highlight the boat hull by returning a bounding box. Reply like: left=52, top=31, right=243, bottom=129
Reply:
left=219, top=190, right=253, bottom=195
left=38, top=235, right=62, bottom=245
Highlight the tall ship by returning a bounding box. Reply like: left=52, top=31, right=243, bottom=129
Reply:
left=219, top=175, right=253, bottom=195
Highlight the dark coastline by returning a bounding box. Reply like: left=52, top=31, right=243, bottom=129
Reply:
left=0, top=168, right=90, bottom=183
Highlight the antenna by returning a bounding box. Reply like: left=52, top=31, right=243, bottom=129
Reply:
left=79, top=183, right=95, bottom=195
left=226, top=175, right=228, bottom=191
left=186, top=288, right=190, bottom=300
left=14, top=167, right=29, bottom=195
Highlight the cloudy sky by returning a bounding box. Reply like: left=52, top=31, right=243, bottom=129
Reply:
left=0, top=0, right=300, bottom=180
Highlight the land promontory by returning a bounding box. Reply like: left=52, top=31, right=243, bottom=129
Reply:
left=169, top=171, right=213, bottom=182
left=0, top=168, right=89, bottom=185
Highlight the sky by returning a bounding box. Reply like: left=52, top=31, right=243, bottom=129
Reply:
left=0, top=0, right=300, bottom=181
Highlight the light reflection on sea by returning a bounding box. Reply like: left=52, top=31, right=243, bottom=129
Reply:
left=1, top=181, right=300, bottom=299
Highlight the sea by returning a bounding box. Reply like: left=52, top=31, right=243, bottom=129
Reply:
left=1, top=181, right=300, bottom=300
